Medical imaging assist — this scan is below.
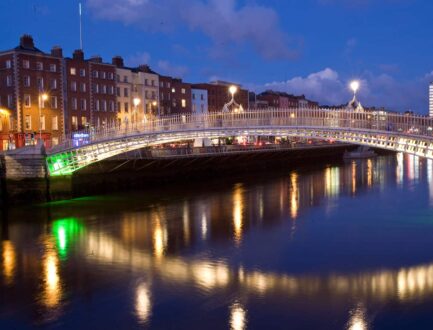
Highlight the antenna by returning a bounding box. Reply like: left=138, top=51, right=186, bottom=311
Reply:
left=79, top=2, right=83, bottom=50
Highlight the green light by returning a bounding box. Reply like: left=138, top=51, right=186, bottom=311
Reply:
left=52, top=218, right=84, bottom=259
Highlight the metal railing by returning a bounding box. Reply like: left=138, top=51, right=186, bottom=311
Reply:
left=47, top=108, right=433, bottom=154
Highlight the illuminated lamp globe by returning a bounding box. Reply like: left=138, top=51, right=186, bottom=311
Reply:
left=133, top=97, right=141, bottom=107
left=350, top=81, right=360, bottom=94
left=229, top=85, right=238, bottom=96
left=41, top=93, right=49, bottom=101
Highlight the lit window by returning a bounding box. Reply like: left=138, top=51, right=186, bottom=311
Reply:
left=36, top=62, right=43, bottom=71
left=70, top=67, right=76, bottom=75
left=5, top=60, right=12, bottom=69
left=171, top=88, right=175, bottom=93
left=81, top=116, right=87, bottom=126
left=25, top=115, right=31, bottom=130
left=52, top=116, right=58, bottom=130
left=181, top=99, right=186, bottom=108
left=181, top=88, right=186, bottom=94
left=72, top=116, right=78, bottom=130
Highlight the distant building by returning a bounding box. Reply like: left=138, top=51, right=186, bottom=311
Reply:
left=191, top=89, right=208, bottom=114
left=159, top=76, right=191, bottom=115
left=192, top=81, right=249, bottom=112
left=256, top=90, right=318, bottom=109
left=430, top=82, right=433, bottom=117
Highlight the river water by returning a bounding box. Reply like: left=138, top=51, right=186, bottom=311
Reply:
left=2, top=154, right=433, bottom=329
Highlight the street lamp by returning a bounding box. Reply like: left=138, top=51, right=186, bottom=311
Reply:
left=133, top=97, right=141, bottom=128
left=350, top=80, right=360, bottom=98
left=152, top=101, right=158, bottom=117
left=229, top=85, right=238, bottom=101
left=39, top=93, right=48, bottom=142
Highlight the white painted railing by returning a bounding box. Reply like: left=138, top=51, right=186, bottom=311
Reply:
left=48, top=108, right=433, bottom=154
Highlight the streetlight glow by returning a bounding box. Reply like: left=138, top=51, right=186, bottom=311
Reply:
left=41, top=93, right=49, bottom=102
left=0, top=108, right=10, bottom=116
left=350, top=81, right=360, bottom=94
left=133, top=97, right=141, bottom=107
left=229, top=85, right=238, bottom=96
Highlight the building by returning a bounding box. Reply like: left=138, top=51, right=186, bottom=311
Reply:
left=0, top=35, right=65, bottom=149
left=159, top=76, right=191, bottom=115
left=191, top=81, right=249, bottom=112
left=191, top=89, right=208, bottom=114
left=430, top=82, right=433, bottom=117
left=257, top=90, right=318, bottom=110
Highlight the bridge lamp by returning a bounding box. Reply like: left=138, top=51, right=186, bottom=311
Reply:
left=133, top=97, right=141, bottom=107
left=350, top=81, right=360, bottom=96
left=229, top=85, right=238, bottom=98
left=39, top=93, right=49, bottom=142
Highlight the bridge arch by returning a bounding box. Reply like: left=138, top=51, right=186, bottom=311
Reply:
left=46, top=109, right=433, bottom=176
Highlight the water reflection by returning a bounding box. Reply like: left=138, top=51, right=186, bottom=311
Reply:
left=4, top=155, right=433, bottom=328
left=135, top=282, right=152, bottom=324
left=347, top=303, right=368, bottom=330
left=229, top=301, right=247, bottom=330
left=2, top=240, right=16, bottom=285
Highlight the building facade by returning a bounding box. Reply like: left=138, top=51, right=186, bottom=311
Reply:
left=159, top=76, right=191, bottom=115
left=191, top=81, right=249, bottom=112
left=0, top=35, right=65, bottom=149
left=191, top=89, right=208, bottom=114
left=257, top=90, right=318, bottom=110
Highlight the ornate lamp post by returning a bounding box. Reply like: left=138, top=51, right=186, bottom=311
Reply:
left=133, top=97, right=141, bottom=128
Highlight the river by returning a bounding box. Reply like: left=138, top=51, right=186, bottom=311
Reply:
left=2, top=153, right=433, bottom=329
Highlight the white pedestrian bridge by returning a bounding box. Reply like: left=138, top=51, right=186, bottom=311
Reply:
left=46, top=108, right=433, bottom=176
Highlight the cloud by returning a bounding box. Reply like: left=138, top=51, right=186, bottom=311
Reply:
left=127, top=51, right=151, bottom=66
left=86, top=0, right=299, bottom=60
left=157, top=60, right=189, bottom=78
left=264, top=68, right=432, bottom=113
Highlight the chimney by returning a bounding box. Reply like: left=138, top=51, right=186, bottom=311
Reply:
left=73, top=49, right=85, bottom=61
left=20, top=34, right=35, bottom=49
left=89, top=55, right=102, bottom=63
left=138, top=64, right=151, bottom=73
left=112, top=56, right=124, bottom=68
left=51, top=46, right=63, bottom=58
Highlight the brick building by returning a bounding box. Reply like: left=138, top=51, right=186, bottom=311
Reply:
left=257, top=90, right=318, bottom=109
left=159, top=76, right=191, bottom=115
left=191, top=81, right=249, bottom=112
left=0, top=35, right=65, bottom=149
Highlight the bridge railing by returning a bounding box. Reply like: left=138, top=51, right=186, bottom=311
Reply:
left=48, top=108, right=433, bottom=153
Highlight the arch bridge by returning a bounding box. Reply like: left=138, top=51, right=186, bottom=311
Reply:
left=46, top=108, right=433, bottom=176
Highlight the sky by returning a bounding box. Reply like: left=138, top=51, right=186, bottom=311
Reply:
left=1, top=0, right=432, bottom=113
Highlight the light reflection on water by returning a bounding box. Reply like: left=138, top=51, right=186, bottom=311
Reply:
left=2, top=154, right=433, bottom=328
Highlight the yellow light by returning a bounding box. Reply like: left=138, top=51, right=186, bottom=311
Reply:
left=41, top=93, right=49, bottom=101
left=152, top=101, right=157, bottom=106
left=229, top=85, right=238, bottom=96
left=133, top=97, right=141, bottom=107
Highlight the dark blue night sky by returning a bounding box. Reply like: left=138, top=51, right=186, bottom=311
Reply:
left=1, top=0, right=432, bottom=112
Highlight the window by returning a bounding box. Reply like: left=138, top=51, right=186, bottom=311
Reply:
left=51, top=96, right=58, bottom=109
left=70, top=67, right=76, bottom=75
left=124, top=102, right=129, bottom=112
left=101, top=72, right=106, bottom=79
left=116, top=75, right=120, bottom=82
left=52, top=116, right=58, bottom=130
left=145, top=79, right=149, bottom=86
left=7, top=95, right=13, bottom=108
left=0, top=119, right=2, bottom=131
left=161, top=92, right=164, bottom=101
left=81, top=116, right=87, bottom=126
left=192, top=104, right=196, bottom=112
left=72, top=97, right=78, bottom=110
left=71, top=81, right=77, bottom=92
left=152, top=91, right=156, bottom=99
left=36, top=62, right=43, bottom=71
left=201, top=104, right=204, bottom=112
left=108, top=73, right=114, bottom=80
left=124, top=88, right=129, bottom=97
left=52, top=137, right=59, bottom=146
left=109, top=101, right=115, bottom=112
left=160, top=81, right=164, bottom=88
left=95, top=99, right=100, bottom=111
left=24, top=94, right=31, bottom=107
left=51, top=79, right=58, bottom=90
left=37, top=77, right=44, bottom=89
left=109, top=86, right=114, bottom=95
left=102, top=100, right=107, bottom=111
left=24, top=76, right=30, bottom=87
left=102, top=85, right=107, bottom=94
left=6, top=60, right=11, bottom=69
left=167, top=82, right=171, bottom=88
left=40, top=115, right=45, bottom=130
left=50, top=64, right=56, bottom=72
left=80, top=99, right=87, bottom=111
left=80, top=83, right=86, bottom=92
left=95, top=84, right=100, bottom=93
left=145, top=91, right=149, bottom=99
left=181, top=88, right=186, bottom=94
left=181, top=99, right=186, bottom=108
left=72, top=116, right=78, bottom=130
left=6, top=75, right=12, bottom=87
left=201, top=94, right=204, bottom=100
left=151, top=80, right=155, bottom=87
left=23, top=60, right=30, bottom=69
left=117, top=102, right=121, bottom=112
left=123, top=76, right=128, bottom=83
left=94, top=71, right=99, bottom=78
left=25, top=115, right=31, bottom=130
left=79, top=68, right=86, bottom=77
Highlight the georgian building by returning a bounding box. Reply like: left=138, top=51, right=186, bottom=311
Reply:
left=191, top=89, right=208, bottom=114
left=159, top=76, right=191, bottom=115
left=0, top=35, right=65, bottom=149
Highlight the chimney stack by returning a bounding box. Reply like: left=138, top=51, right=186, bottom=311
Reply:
left=51, top=46, right=63, bottom=58
left=73, top=49, right=85, bottom=61
left=112, top=56, right=124, bottom=68
left=89, top=55, right=103, bottom=63
left=20, top=34, right=35, bottom=49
